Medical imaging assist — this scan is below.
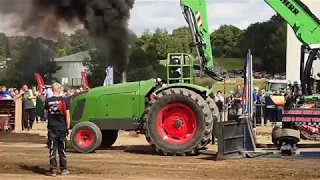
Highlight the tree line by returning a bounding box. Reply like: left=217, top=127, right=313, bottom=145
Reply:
left=0, top=14, right=286, bottom=87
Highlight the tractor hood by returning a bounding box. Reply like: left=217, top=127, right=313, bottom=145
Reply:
left=154, top=83, right=212, bottom=97
left=72, top=79, right=156, bottom=101
left=69, top=79, right=156, bottom=126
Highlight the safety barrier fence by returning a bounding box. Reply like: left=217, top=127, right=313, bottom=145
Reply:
left=220, top=103, right=279, bottom=127
left=0, top=98, right=22, bottom=132
left=0, top=98, right=283, bottom=132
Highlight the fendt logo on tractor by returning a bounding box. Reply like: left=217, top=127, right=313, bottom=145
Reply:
left=280, top=0, right=299, bottom=15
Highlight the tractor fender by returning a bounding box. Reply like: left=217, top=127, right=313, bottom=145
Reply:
left=154, top=83, right=212, bottom=97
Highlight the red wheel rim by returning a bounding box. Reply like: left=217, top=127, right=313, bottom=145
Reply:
left=156, top=103, right=197, bottom=144
left=76, top=129, right=94, bottom=147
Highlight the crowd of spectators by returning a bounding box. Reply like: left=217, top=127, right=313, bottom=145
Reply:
left=0, top=84, right=86, bottom=131
left=213, top=84, right=269, bottom=123
left=213, top=83, right=306, bottom=125
left=0, top=82, right=304, bottom=130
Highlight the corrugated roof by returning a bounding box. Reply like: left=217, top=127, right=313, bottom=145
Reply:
left=54, top=51, right=90, bottom=62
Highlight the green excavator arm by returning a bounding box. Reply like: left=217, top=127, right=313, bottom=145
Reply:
left=266, top=0, right=320, bottom=49
left=180, top=0, right=213, bottom=67
left=265, top=0, right=320, bottom=95
left=180, top=0, right=223, bottom=81
left=175, top=0, right=320, bottom=83
left=180, top=0, right=320, bottom=68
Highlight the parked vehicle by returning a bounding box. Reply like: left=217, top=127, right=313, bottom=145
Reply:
left=230, top=69, right=242, bottom=75
left=229, top=73, right=236, bottom=78
left=274, top=73, right=281, bottom=79
left=261, top=71, right=271, bottom=79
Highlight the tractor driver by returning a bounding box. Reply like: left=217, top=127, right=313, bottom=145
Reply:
left=169, top=58, right=181, bottom=83
left=44, top=82, right=70, bottom=176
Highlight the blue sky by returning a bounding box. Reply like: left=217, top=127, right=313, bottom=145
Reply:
left=129, top=0, right=276, bottom=35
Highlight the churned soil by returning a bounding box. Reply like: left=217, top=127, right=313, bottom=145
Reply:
left=1, top=124, right=320, bottom=180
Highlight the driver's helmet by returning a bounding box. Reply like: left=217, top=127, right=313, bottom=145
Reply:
left=169, top=58, right=180, bottom=71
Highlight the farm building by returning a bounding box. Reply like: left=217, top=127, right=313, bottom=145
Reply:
left=53, top=51, right=90, bottom=86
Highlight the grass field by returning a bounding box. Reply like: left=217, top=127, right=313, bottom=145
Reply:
left=215, top=58, right=244, bottom=70
left=195, top=77, right=266, bottom=95
left=159, top=57, right=260, bottom=70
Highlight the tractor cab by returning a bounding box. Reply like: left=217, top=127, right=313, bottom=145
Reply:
left=166, top=53, right=194, bottom=84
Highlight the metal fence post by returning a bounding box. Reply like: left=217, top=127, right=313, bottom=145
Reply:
left=14, top=97, right=22, bottom=132
left=253, top=107, right=257, bottom=128
left=224, top=105, right=228, bottom=122
left=261, top=104, right=265, bottom=126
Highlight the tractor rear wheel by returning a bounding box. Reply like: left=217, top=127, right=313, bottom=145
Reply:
left=144, top=88, right=213, bottom=156
left=206, top=96, right=220, bottom=145
left=100, top=130, right=119, bottom=148
left=70, top=122, right=102, bottom=153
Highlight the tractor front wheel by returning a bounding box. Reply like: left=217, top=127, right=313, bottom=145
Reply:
left=144, top=88, right=213, bottom=156
left=70, top=122, right=102, bottom=153
left=100, top=130, right=119, bottom=148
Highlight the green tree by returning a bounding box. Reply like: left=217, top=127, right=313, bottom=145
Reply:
left=260, top=15, right=287, bottom=73
left=168, top=26, right=191, bottom=54
left=150, top=28, right=170, bottom=59
left=137, top=27, right=192, bottom=61
left=210, top=25, right=243, bottom=58
left=55, top=32, right=71, bottom=56
left=6, top=36, right=26, bottom=61
left=136, top=30, right=153, bottom=50
left=84, top=44, right=164, bottom=87
left=83, top=49, right=110, bottom=86
left=0, top=33, right=7, bottom=61
left=69, top=29, right=93, bottom=54
left=57, top=49, right=67, bottom=57
left=3, top=38, right=61, bottom=87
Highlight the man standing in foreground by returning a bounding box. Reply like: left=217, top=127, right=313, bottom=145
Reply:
left=44, top=83, right=70, bottom=176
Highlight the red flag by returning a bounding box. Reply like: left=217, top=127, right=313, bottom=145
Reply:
left=81, top=71, right=89, bottom=88
left=34, top=73, right=45, bottom=93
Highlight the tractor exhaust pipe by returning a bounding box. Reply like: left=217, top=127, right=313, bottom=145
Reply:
left=121, top=71, right=127, bottom=83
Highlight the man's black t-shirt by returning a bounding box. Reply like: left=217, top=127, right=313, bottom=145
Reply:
left=233, top=90, right=243, bottom=109
left=44, top=96, right=70, bottom=130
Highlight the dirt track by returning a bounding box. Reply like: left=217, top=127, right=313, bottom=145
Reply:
left=1, top=124, right=320, bottom=180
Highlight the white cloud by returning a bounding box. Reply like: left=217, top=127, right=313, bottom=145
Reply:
left=129, top=0, right=275, bottom=35
left=234, top=20, right=251, bottom=30
left=208, top=0, right=256, bottom=18
left=129, top=0, right=186, bottom=34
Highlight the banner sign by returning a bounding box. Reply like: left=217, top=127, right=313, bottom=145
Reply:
left=282, top=109, right=320, bottom=122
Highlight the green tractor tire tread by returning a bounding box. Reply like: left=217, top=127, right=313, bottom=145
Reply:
left=205, top=96, right=220, bottom=143
left=100, top=130, right=119, bottom=148
left=70, top=122, right=102, bottom=153
left=144, top=88, right=213, bottom=156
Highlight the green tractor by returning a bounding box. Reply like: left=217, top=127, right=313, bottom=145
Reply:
left=69, top=0, right=320, bottom=155
left=69, top=52, right=219, bottom=155
left=69, top=0, right=222, bottom=156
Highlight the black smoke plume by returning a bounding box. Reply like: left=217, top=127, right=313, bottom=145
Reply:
left=0, top=0, right=136, bottom=81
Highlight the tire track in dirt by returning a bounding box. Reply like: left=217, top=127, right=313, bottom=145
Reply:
left=2, top=129, right=320, bottom=179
